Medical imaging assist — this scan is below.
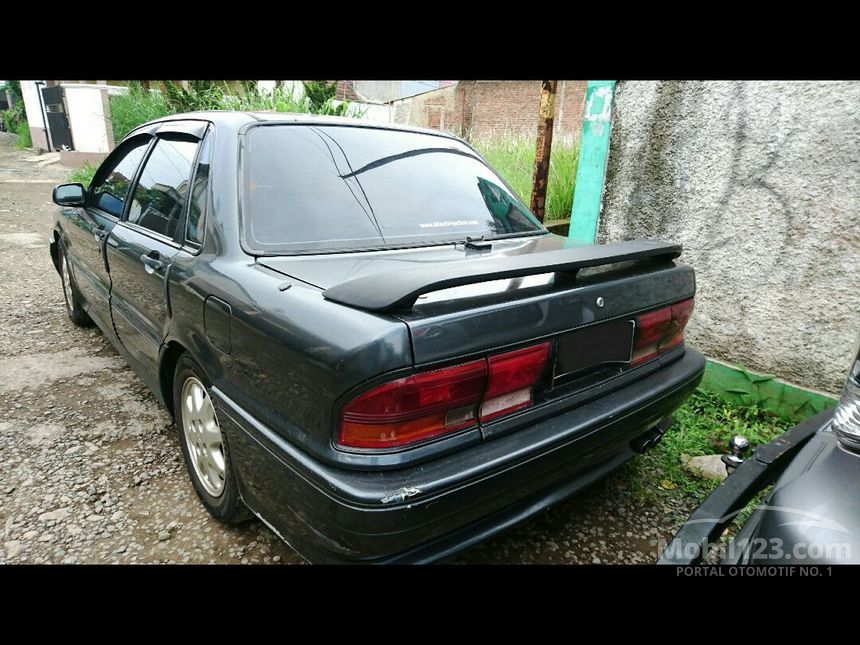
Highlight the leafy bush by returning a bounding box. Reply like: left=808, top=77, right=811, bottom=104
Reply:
left=302, top=81, right=349, bottom=116
left=3, top=81, right=29, bottom=148
left=108, top=82, right=170, bottom=142
left=15, top=120, right=31, bottom=149
left=473, top=134, right=580, bottom=220
left=3, top=102, right=25, bottom=132
left=161, top=80, right=226, bottom=113
left=66, top=161, right=97, bottom=188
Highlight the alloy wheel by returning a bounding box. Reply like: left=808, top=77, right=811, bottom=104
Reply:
left=181, top=376, right=226, bottom=497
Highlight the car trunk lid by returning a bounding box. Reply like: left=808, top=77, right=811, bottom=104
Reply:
left=257, top=233, right=694, bottom=374
left=259, top=235, right=695, bottom=444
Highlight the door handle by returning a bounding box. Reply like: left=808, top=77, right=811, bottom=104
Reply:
left=140, top=253, right=164, bottom=274
left=93, top=227, right=107, bottom=242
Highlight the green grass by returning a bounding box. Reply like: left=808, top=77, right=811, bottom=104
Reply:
left=617, top=388, right=794, bottom=506
left=220, top=84, right=306, bottom=112
left=472, top=135, right=580, bottom=220
left=66, top=162, right=97, bottom=188
left=222, top=83, right=367, bottom=117
left=108, top=85, right=171, bottom=142
left=15, top=120, right=31, bottom=149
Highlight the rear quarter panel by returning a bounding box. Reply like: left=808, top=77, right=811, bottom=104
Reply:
left=167, top=254, right=413, bottom=463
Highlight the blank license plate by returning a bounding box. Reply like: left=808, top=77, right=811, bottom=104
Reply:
left=554, top=320, right=635, bottom=380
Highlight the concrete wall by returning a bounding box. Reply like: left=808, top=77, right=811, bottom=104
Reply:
left=598, top=81, right=860, bottom=394
left=19, top=80, right=49, bottom=152
left=62, top=84, right=113, bottom=153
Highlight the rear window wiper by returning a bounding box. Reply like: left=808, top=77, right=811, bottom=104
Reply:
left=464, top=235, right=492, bottom=251
left=463, top=230, right=548, bottom=244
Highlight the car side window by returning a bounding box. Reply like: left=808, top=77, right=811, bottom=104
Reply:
left=185, top=134, right=211, bottom=247
left=126, top=137, right=200, bottom=239
left=88, top=138, right=151, bottom=218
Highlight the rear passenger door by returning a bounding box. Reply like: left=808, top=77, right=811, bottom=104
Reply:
left=106, top=130, right=203, bottom=381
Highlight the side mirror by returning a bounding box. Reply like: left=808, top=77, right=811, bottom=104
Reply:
left=53, top=183, right=86, bottom=207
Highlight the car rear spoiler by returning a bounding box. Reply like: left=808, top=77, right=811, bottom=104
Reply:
left=323, top=239, right=683, bottom=312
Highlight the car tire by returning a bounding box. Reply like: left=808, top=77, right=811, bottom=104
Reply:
left=59, top=244, right=93, bottom=327
left=173, top=354, right=250, bottom=523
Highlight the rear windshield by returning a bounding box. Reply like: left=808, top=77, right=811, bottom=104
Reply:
left=241, top=124, right=544, bottom=254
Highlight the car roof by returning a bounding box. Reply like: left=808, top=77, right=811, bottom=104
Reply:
left=131, top=110, right=464, bottom=142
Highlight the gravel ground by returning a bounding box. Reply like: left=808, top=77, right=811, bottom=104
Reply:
left=0, top=133, right=699, bottom=564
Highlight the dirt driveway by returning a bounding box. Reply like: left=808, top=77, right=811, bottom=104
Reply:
left=0, top=133, right=695, bottom=564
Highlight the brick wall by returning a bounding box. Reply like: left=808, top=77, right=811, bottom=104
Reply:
left=391, top=81, right=587, bottom=144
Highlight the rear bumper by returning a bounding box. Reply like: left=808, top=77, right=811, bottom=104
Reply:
left=215, top=348, right=706, bottom=563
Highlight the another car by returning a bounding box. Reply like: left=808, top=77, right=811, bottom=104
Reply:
left=659, top=338, right=860, bottom=565
left=50, top=111, right=705, bottom=563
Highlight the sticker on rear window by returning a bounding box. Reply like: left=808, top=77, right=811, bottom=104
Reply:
left=418, top=220, right=480, bottom=229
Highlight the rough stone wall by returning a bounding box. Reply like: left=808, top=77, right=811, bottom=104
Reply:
left=598, top=81, right=860, bottom=394
left=391, top=81, right=587, bottom=143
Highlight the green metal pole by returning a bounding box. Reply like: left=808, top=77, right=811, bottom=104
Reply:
left=568, top=80, right=616, bottom=244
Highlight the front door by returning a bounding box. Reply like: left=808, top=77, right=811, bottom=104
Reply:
left=63, top=135, right=151, bottom=331
left=106, top=134, right=201, bottom=380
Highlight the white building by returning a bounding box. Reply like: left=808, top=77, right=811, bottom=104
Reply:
left=19, top=80, right=124, bottom=167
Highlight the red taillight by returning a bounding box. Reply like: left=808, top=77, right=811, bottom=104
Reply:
left=481, top=342, right=551, bottom=422
left=339, top=360, right=487, bottom=449
left=632, top=298, right=694, bottom=366
left=338, top=342, right=551, bottom=449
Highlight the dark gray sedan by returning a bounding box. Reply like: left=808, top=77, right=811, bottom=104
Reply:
left=49, top=112, right=705, bottom=563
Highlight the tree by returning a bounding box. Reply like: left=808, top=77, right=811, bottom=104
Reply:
left=1, top=81, right=27, bottom=135
left=530, top=80, right=558, bottom=222
left=5, top=80, right=23, bottom=104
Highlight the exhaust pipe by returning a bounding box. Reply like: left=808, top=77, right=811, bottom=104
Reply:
left=630, top=415, right=674, bottom=454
